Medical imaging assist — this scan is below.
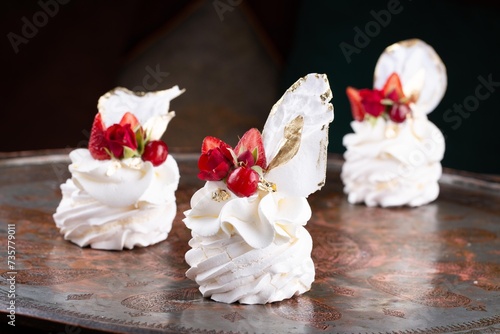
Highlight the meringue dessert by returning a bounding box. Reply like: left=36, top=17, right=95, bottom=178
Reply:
left=53, top=86, right=184, bottom=250
left=341, top=39, right=447, bottom=207
left=183, top=73, right=334, bottom=304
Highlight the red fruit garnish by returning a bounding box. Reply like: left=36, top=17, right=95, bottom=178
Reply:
left=88, top=113, right=110, bottom=160
left=202, top=136, right=227, bottom=154
left=237, top=149, right=255, bottom=167
left=198, top=147, right=232, bottom=181
left=389, top=104, right=411, bottom=123
left=382, top=73, right=405, bottom=100
left=226, top=166, right=259, bottom=197
left=142, top=140, right=168, bottom=166
left=234, top=128, right=266, bottom=169
left=201, top=136, right=233, bottom=161
left=105, top=123, right=138, bottom=158
left=346, top=87, right=365, bottom=121
left=359, top=89, right=385, bottom=117
left=119, top=112, right=141, bottom=131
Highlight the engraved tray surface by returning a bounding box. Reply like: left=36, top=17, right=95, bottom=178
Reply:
left=0, top=151, right=499, bottom=334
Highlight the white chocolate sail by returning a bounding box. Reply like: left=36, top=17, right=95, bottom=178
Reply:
left=263, top=73, right=334, bottom=197
left=373, top=39, right=447, bottom=115
left=98, top=86, right=184, bottom=140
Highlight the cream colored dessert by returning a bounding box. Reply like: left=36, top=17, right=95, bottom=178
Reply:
left=53, top=86, right=184, bottom=250
left=341, top=39, right=447, bottom=207
left=183, top=73, right=334, bottom=304
left=184, top=181, right=315, bottom=304
left=342, top=114, right=445, bottom=207
left=54, top=149, right=179, bottom=249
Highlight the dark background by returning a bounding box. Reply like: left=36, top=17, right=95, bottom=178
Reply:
left=1, top=0, right=499, bottom=174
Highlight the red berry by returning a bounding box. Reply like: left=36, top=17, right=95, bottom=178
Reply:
left=105, top=123, right=137, bottom=158
left=346, top=87, right=366, bottom=121
left=119, top=111, right=140, bottom=130
left=389, top=104, right=410, bottom=123
left=201, top=136, right=233, bottom=162
left=197, top=148, right=232, bottom=181
left=142, top=140, right=168, bottom=166
left=88, top=113, right=110, bottom=160
left=237, top=149, right=255, bottom=167
left=359, top=89, right=385, bottom=117
left=382, top=72, right=405, bottom=100
left=234, top=128, right=267, bottom=169
left=227, top=167, right=259, bottom=197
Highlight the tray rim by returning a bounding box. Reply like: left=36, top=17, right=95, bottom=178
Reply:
left=1, top=149, right=499, bottom=195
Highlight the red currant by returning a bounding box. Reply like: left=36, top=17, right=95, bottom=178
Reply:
left=142, top=140, right=168, bottom=166
left=389, top=104, right=410, bottom=123
left=227, top=166, right=259, bottom=197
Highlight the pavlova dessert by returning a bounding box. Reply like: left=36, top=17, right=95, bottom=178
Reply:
left=341, top=39, right=447, bottom=207
left=53, top=86, right=184, bottom=250
left=183, top=73, right=334, bottom=304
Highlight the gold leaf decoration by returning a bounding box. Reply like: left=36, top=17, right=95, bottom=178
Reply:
left=266, top=115, right=304, bottom=172
left=212, top=189, right=231, bottom=202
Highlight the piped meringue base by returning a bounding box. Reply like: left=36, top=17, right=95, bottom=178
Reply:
left=341, top=116, right=445, bottom=207
left=185, top=227, right=314, bottom=304
left=54, top=179, right=176, bottom=250
left=53, top=149, right=180, bottom=250
left=341, top=156, right=442, bottom=207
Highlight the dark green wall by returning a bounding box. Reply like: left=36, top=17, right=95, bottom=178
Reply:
left=282, top=0, right=500, bottom=174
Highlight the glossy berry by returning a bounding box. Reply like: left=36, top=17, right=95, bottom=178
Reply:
left=142, top=140, right=168, bottom=166
left=227, top=166, right=259, bottom=197
left=389, top=104, right=410, bottom=123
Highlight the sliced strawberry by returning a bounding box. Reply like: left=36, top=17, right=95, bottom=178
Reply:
left=119, top=111, right=140, bottom=131
left=234, top=128, right=266, bottom=169
left=346, top=87, right=365, bottom=121
left=201, top=136, right=233, bottom=161
left=382, top=72, right=405, bottom=99
left=202, top=136, right=226, bottom=153
left=88, top=113, right=110, bottom=160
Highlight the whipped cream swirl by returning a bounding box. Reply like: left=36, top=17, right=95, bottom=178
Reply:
left=341, top=114, right=445, bottom=207
left=183, top=181, right=315, bottom=304
left=53, top=149, right=180, bottom=250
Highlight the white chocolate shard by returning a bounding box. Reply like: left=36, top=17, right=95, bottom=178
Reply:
left=263, top=73, right=334, bottom=197
left=373, top=39, right=447, bottom=115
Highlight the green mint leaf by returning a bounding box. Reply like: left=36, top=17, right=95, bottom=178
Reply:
left=123, top=146, right=138, bottom=159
